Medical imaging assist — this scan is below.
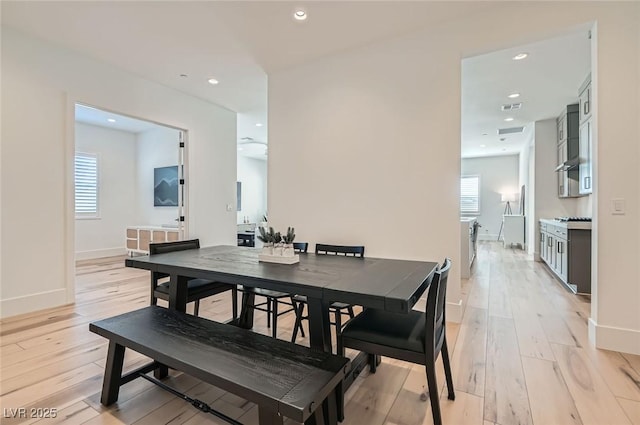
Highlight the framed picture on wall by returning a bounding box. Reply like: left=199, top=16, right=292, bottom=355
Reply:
left=154, top=166, right=178, bottom=207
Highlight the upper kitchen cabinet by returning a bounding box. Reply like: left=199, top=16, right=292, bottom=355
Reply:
left=579, top=74, right=593, bottom=195
left=556, top=104, right=580, bottom=198
left=579, top=73, right=592, bottom=125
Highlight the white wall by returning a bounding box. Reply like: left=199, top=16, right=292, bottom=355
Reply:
left=237, top=156, right=267, bottom=225
left=462, top=155, right=520, bottom=241
left=519, top=133, right=537, bottom=254
left=135, top=126, right=181, bottom=226
left=75, top=123, right=137, bottom=259
left=1, top=28, right=237, bottom=318
left=268, top=2, right=640, bottom=354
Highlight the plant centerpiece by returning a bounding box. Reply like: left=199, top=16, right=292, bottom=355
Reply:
left=257, top=226, right=299, bottom=264
left=257, top=226, right=276, bottom=255
left=282, top=227, right=296, bottom=257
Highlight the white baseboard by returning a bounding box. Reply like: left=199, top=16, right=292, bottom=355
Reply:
left=75, top=247, right=127, bottom=261
left=0, top=288, right=69, bottom=319
left=447, top=299, right=463, bottom=323
left=589, top=318, right=640, bottom=355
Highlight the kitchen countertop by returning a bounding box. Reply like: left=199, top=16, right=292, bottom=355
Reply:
left=540, top=218, right=592, bottom=230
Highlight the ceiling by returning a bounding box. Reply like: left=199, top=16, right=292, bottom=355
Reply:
left=2, top=2, right=589, bottom=159
left=462, top=30, right=591, bottom=158
left=75, top=104, right=160, bottom=134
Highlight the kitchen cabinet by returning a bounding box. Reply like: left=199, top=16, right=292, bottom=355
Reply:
left=579, top=73, right=592, bottom=124
left=460, top=217, right=478, bottom=278
left=556, top=104, right=580, bottom=198
left=539, top=219, right=591, bottom=294
left=578, top=75, right=593, bottom=195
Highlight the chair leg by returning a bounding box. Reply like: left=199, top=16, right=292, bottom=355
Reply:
left=232, top=287, right=238, bottom=320
left=267, top=298, right=271, bottom=328
left=272, top=299, right=278, bottom=339
left=425, top=361, right=443, bottom=425
left=291, top=303, right=304, bottom=343
left=441, top=338, right=456, bottom=400
left=347, top=306, right=355, bottom=319
left=334, top=309, right=342, bottom=356
left=193, top=300, right=200, bottom=316
left=369, top=353, right=377, bottom=374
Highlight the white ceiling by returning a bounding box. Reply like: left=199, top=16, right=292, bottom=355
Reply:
left=75, top=104, right=160, bottom=134
left=2, top=2, right=589, bottom=159
left=462, top=30, right=591, bottom=158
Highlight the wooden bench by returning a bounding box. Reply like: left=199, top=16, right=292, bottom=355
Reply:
left=89, top=306, right=350, bottom=425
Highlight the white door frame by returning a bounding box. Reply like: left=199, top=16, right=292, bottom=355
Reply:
left=65, top=95, right=189, bottom=303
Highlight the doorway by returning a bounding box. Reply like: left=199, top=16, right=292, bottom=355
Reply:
left=73, top=103, right=188, bottom=279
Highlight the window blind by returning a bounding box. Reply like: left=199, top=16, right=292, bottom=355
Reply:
left=75, top=152, right=98, bottom=216
left=460, top=175, right=479, bottom=214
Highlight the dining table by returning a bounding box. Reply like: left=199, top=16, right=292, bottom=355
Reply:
left=125, top=245, right=438, bottom=390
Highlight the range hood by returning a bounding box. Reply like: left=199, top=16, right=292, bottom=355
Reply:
left=555, top=158, right=579, bottom=172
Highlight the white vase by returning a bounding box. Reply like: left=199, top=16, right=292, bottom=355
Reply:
left=283, top=243, right=294, bottom=257
left=262, top=243, right=273, bottom=256
left=274, top=243, right=284, bottom=256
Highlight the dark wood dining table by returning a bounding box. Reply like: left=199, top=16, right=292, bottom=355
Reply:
left=125, top=245, right=438, bottom=389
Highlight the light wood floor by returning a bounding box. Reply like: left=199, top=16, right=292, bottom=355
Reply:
left=1, top=242, right=639, bottom=425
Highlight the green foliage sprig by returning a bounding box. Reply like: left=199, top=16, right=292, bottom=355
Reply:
left=257, top=226, right=276, bottom=244
left=282, top=227, right=296, bottom=244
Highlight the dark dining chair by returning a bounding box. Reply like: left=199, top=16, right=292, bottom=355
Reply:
left=150, top=239, right=238, bottom=319
left=338, top=258, right=454, bottom=425
left=239, top=242, right=308, bottom=339
left=291, top=243, right=365, bottom=345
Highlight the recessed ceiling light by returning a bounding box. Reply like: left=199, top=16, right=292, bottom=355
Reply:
left=237, top=147, right=244, bottom=151
left=208, top=78, right=219, bottom=85
left=480, top=144, right=486, bottom=148
left=500, top=138, right=506, bottom=142
left=508, top=93, right=520, bottom=98
left=482, top=133, right=488, bottom=136
left=512, top=53, right=528, bottom=61
left=504, top=117, right=514, bottom=122
left=180, top=74, right=188, bottom=78
left=107, top=118, right=116, bottom=123
left=256, top=123, right=263, bottom=127
left=293, top=9, right=307, bottom=21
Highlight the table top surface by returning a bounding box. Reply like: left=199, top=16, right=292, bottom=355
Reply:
left=126, top=245, right=438, bottom=313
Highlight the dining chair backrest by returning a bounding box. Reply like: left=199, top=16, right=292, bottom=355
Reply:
left=315, top=243, right=365, bottom=258
left=293, top=242, right=309, bottom=253
left=149, top=239, right=200, bottom=255
left=425, top=258, right=451, bottom=359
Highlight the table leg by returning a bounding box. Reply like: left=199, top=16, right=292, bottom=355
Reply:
left=168, top=274, right=189, bottom=312
left=306, top=297, right=332, bottom=353
left=238, top=290, right=255, bottom=329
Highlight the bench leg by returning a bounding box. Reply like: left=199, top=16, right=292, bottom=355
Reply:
left=323, top=389, right=338, bottom=425
left=304, top=402, right=326, bottom=425
left=258, top=407, right=283, bottom=425
left=336, top=381, right=345, bottom=422
left=101, top=342, right=125, bottom=405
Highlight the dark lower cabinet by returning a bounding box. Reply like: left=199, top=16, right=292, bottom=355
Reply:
left=539, top=220, right=591, bottom=294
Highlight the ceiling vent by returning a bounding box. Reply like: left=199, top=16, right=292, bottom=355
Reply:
left=497, top=126, right=525, bottom=135
left=501, top=103, right=522, bottom=111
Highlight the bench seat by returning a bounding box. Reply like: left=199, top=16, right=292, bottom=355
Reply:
left=89, top=306, right=349, bottom=425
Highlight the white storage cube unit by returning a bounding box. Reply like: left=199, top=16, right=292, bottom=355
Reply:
left=502, top=215, right=525, bottom=249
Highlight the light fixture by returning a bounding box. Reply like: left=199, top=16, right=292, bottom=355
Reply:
left=293, top=9, right=307, bottom=21
left=107, top=118, right=116, bottom=123
left=482, top=133, right=488, bottom=136
left=208, top=78, right=219, bottom=85
left=256, top=123, right=263, bottom=127
left=504, top=117, right=514, bottom=122
left=480, top=144, right=486, bottom=148
left=512, top=53, right=528, bottom=61
left=237, top=147, right=244, bottom=151
left=180, top=74, right=188, bottom=78
left=500, top=137, right=506, bottom=142
left=508, top=93, right=520, bottom=98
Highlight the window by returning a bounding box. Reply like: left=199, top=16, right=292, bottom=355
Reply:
left=75, top=152, right=99, bottom=218
left=460, top=175, right=480, bottom=214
